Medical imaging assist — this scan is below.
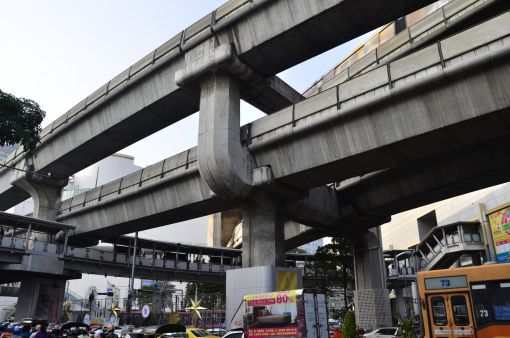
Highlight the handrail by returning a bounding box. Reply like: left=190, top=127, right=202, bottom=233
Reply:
left=303, top=0, right=491, bottom=97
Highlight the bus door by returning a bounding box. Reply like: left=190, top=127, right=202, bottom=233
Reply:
left=427, top=293, right=475, bottom=337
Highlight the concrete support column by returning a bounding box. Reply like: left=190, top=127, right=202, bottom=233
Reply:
left=11, top=175, right=68, bottom=321
left=197, top=72, right=252, bottom=199
left=16, top=279, right=66, bottom=321
left=207, top=213, right=223, bottom=247
left=12, top=175, right=67, bottom=221
left=242, top=191, right=285, bottom=268
left=353, top=227, right=392, bottom=331
left=207, top=209, right=243, bottom=247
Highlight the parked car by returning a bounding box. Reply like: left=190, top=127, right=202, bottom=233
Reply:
left=204, top=329, right=225, bottom=338
left=1, top=322, right=21, bottom=338
left=155, top=324, right=188, bottom=338
left=186, top=328, right=219, bottom=338
left=131, top=325, right=161, bottom=338
left=362, top=327, right=399, bottom=338
left=220, top=328, right=242, bottom=338
left=50, top=322, right=90, bottom=338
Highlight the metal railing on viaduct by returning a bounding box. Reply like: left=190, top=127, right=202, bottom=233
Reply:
left=0, top=212, right=312, bottom=283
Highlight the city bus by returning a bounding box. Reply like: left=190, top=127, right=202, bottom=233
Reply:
left=416, top=263, right=510, bottom=337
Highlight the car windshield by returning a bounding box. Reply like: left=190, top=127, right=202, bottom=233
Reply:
left=160, top=334, right=187, bottom=338
left=191, top=330, right=209, bottom=337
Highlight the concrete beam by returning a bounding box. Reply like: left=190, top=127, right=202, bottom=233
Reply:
left=243, top=76, right=304, bottom=113
left=248, top=14, right=510, bottom=189
left=338, top=136, right=510, bottom=227
left=11, top=174, right=68, bottom=221
left=59, top=167, right=238, bottom=239
left=0, top=286, right=19, bottom=297
left=285, top=186, right=341, bottom=229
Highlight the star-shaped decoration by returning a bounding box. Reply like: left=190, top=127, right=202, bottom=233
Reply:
left=186, top=298, right=206, bottom=320
left=62, top=301, right=72, bottom=322
left=109, top=303, right=121, bottom=317
left=186, top=288, right=206, bottom=326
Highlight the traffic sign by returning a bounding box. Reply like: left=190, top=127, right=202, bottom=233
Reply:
left=141, top=304, right=150, bottom=318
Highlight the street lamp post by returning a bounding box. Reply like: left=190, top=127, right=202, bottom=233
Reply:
left=127, top=232, right=138, bottom=325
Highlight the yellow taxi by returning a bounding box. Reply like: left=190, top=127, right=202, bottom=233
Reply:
left=185, top=328, right=220, bottom=338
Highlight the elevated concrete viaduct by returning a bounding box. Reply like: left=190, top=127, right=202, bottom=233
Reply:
left=57, top=13, right=510, bottom=240
left=0, top=0, right=436, bottom=212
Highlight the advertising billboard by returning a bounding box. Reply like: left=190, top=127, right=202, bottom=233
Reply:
left=141, top=279, right=157, bottom=287
left=488, top=206, right=510, bottom=263
left=244, top=290, right=327, bottom=338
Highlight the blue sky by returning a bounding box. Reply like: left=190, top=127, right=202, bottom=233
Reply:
left=0, top=0, right=372, bottom=296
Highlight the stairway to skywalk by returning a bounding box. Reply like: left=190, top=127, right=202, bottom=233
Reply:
left=383, top=222, right=486, bottom=291
left=415, top=221, right=486, bottom=270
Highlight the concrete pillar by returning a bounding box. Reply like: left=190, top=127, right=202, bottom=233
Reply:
left=12, top=175, right=67, bottom=221
left=197, top=72, right=252, bottom=199
left=16, top=279, right=66, bottom=321
left=12, top=175, right=68, bottom=321
left=353, top=227, right=392, bottom=331
left=207, top=209, right=243, bottom=247
left=207, top=213, right=223, bottom=247
left=242, top=191, right=286, bottom=268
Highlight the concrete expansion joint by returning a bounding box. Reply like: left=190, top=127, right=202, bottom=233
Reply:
left=8, top=157, right=68, bottom=188
left=175, top=44, right=264, bottom=93
left=10, top=169, right=68, bottom=191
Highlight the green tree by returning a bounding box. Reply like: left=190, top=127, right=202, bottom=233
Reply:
left=342, top=311, right=357, bottom=338
left=134, top=281, right=176, bottom=311
left=287, top=247, right=308, bottom=254
left=396, top=312, right=416, bottom=338
left=0, top=89, right=45, bottom=153
left=185, top=282, right=225, bottom=310
left=304, top=237, right=355, bottom=308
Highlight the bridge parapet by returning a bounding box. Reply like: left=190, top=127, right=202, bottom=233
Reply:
left=304, top=0, right=498, bottom=96
left=58, top=148, right=198, bottom=216
left=247, top=11, right=510, bottom=187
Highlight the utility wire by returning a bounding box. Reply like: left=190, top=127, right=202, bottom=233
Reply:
left=0, top=162, right=52, bottom=178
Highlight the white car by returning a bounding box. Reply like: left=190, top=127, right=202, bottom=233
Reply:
left=221, top=328, right=243, bottom=338
left=362, top=327, right=399, bottom=338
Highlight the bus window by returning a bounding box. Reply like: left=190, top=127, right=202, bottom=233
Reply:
left=494, top=282, right=510, bottom=321
left=471, top=284, right=492, bottom=326
left=472, top=280, right=510, bottom=326
left=451, top=295, right=469, bottom=326
left=430, top=296, right=448, bottom=326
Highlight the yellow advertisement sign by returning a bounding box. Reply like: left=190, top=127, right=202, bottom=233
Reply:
left=488, top=206, right=510, bottom=263
left=245, top=290, right=297, bottom=306
left=277, top=271, right=298, bottom=291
